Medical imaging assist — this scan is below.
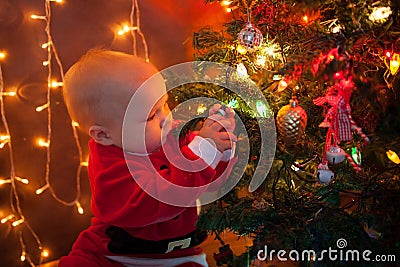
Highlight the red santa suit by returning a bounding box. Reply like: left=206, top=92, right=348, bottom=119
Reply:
left=59, top=130, right=236, bottom=267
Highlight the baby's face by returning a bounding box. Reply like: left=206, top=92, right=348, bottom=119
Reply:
left=116, top=72, right=173, bottom=154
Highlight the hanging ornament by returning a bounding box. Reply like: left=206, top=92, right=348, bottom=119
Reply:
left=316, top=163, right=334, bottom=184
left=276, top=96, right=308, bottom=146
left=326, top=145, right=346, bottom=164
left=238, top=22, right=263, bottom=52
left=238, top=6, right=263, bottom=52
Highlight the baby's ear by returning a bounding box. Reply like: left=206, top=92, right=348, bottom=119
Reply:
left=89, top=125, right=114, bottom=146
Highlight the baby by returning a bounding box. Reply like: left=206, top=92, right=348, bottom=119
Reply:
left=59, top=49, right=237, bottom=267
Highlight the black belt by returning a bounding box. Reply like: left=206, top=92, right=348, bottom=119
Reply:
left=106, top=225, right=208, bottom=254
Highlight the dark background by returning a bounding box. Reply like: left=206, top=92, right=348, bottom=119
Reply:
left=0, top=1, right=228, bottom=266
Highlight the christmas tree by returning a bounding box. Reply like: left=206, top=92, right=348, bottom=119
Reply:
left=170, top=0, right=400, bottom=266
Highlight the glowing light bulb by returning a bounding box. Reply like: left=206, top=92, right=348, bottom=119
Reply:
left=255, top=55, right=266, bottom=67
left=236, top=45, right=247, bottom=55
left=76, top=202, right=84, bottom=214
left=117, top=25, right=138, bottom=36
left=390, top=53, right=400, bottom=75
left=80, top=161, right=88, bottom=167
left=36, top=103, right=49, bottom=112
left=36, top=184, right=49, bottom=195
left=236, top=63, right=248, bottom=79
left=41, top=42, right=50, bottom=49
left=0, top=135, right=10, bottom=148
left=1, top=91, right=16, bottom=96
left=221, top=0, right=232, bottom=6
left=50, top=80, right=63, bottom=88
left=228, top=99, right=238, bottom=109
left=31, top=14, right=46, bottom=20
left=226, top=7, right=232, bottom=12
left=277, top=79, right=288, bottom=92
left=386, top=150, right=400, bottom=164
left=41, top=249, right=50, bottom=258
left=20, top=252, right=26, bottom=262
left=37, top=138, right=49, bottom=148
left=303, top=15, right=309, bottom=23
left=0, top=51, right=6, bottom=60
left=331, top=25, right=342, bottom=33
left=42, top=61, right=49, bottom=66
left=197, top=104, right=207, bottom=115
left=15, top=177, right=29, bottom=184
left=1, top=214, right=14, bottom=224
left=256, top=100, right=268, bottom=118
left=72, top=121, right=79, bottom=127
left=369, top=6, right=392, bottom=23
left=0, top=179, right=11, bottom=185
left=351, top=147, right=362, bottom=165
left=12, top=219, right=24, bottom=227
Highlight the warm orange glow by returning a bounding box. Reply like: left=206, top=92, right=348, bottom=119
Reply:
left=50, top=80, right=63, bottom=88
left=0, top=51, right=6, bottom=60
left=277, top=80, right=288, bottom=92
left=31, top=14, right=46, bottom=20
left=76, top=202, right=84, bottom=214
left=37, top=138, right=49, bottom=148
left=41, top=249, right=50, bottom=258
left=387, top=150, right=400, bottom=164
left=236, top=44, right=247, bottom=55
left=390, top=53, right=400, bottom=75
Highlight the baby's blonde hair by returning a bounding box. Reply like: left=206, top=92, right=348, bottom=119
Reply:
left=63, top=49, right=156, bottom=133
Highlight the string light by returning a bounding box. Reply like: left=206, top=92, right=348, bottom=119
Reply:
left=0, top=134, right=10, bottom=148
left=1, top=214, right=15, bottom=224
left=31, top=14, right=47, bottom=20
left=221, top=0, right=232, bottom=6
left=0, top=91, right=16, bottom=96
left=37, top=138, right=50, bottom=148
left=227, top=99, right=238, bottom=109
left=236, top=63, right=248, bottom=79
left=36, top=103, right=49, bottom=112
left=41, top=249, right=50, bottom=258
left=386, top=150, right=400, bottom=164
left=49, top=80, right=63, bottom=88
left=197, top=104, right=207, bottom=115
left=0, top=51, right=6, bottom=60
left=80, top=161, right=88, bottom=167
left=12, top=219, right=25, bottom=227
left=36, top=184, right=49, bottom=195
left=1, top=0, right=152, bottom=265
left=117, top=24, right=138, bottom=36
left=75, top=201, right=84, bottom=214
left=236, top=44, right=247, bottom=55
left=369, top=6, right=392, bottom=23
left=255, top=100, right=268, bottom=118
left=0, top=179, right=12, bottom=185
left=129, top=0, right=150, bottom=62
left=20, top=251, right=26, bottom=262
left=390, top=53, right=399, bottom=75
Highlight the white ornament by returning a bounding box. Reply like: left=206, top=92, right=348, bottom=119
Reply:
left=316, top=164, right=334, bottom=184
left=238, top=22, right=263, bottom=52
left=326, top=145, right=346, bottom=164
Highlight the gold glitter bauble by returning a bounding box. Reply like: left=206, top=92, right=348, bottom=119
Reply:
left=276, top=96, right=307, bottom=146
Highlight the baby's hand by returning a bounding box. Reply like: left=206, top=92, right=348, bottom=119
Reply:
left=208, top=104, right=236, bottom=133
left=197, top=118, right=237, bottom=152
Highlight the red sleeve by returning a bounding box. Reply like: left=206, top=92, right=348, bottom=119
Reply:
left=89, top=140, right=219, bottom=229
